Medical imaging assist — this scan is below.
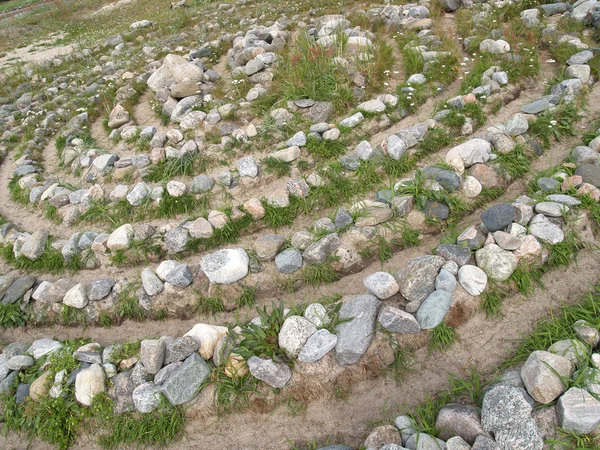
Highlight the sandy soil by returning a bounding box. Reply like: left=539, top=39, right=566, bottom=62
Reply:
left=0, top=33, right=74, bottom=66
left=1, top=246, right=598, bottom=450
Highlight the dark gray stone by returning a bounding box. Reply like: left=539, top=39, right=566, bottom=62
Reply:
left=481, top=203, right=515, bottom=232
left=436, top=244, right=471, bottom=266
left=423, top=166, right=461, bottom=192
left=2, top=275, right=36, bottom=304
left=424, top=200, right=450, bottom=220
left=164, top=336, right=199, bottom=365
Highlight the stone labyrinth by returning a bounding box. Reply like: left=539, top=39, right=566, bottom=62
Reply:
left=1, top=0, right=600, bottom=448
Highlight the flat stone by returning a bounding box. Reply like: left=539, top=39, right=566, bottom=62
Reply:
left=335, top=295, right=380, bottom=365
left=458, top=265, right=488, bottom=296
left=521, top=98, right=550, bottom=115
left=247, top=356, right=292, bottom=388
left=378, top=306, right=421, bottom=333
left=161, top=353, right=210, bottom=405
left=535, top=201, right=569, bottom=217
left=298, top=329, right=338, bottom=363
left=557, top=387, right=600, bottom=434
left=164, top=336, right=199, bottom=365
left=528, top=214, right=564, bottom=244
left=2, top=275, right=36, bottom=304
left=482, top=384, right=533, bottom=433
left=6, top=355, right=34, bottom=371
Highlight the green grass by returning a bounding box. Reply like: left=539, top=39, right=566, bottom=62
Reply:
left=529, top=104, right=581, bottom=149
left=1, top=241, right=76, bottom=274
left=300, top=262, right=340, bottom=286
left=205, top=368, right=258, bottom=416
left=0, top=302, right=26, bottom=327
left=195, top=293, right=225, bottom=316
left=144, top=154, right=210, bottom=183
left=274, top=32, right=354, bottom=112
left=235, top=301, right=301, bottom=364
left=0, top=0, right=39, bottom=13
left=116, top=289, right=146, bottom=321
left=428, top=323, right=457, bottom=353
left=414, top=128, right=453, bottom=159
left=305, top=136, right=347, bottom=160
left=510, top=265, right=544, bottom=296
left=236, top=285, right=257, bottom=308
left=481, top=283, right=507, bottom=318
left=262, top=156, right=291, bottom=178
left=96, top=395, right=185, bottom=449
left=504, top=284, right=600, bottom=368
left=495, top=145, right=531, bottom=179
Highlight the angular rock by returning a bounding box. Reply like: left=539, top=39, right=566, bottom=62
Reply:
left=335, top=295, right=380, bottom=365
left=436, top=403, right=487, bottom=444
left=556, top=387, right=600, bottom=434
left=521, top=350, right=573, bottom=404
left=247, top=356, right=292, bottom=388
left=161, top=353, right=210, bottom=405
left=298, top=329, right=338, bottom=363
left=278, top=316, right=318, bottom=358
left=378, top=306, right=421, bottom=334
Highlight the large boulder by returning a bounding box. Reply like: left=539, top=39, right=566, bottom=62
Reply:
left=278, top=316, right=318, bottom=358
left=475, top=244, right=518, bottom=281
left=394, top=256, right=445, bottom=311
left=335, top=295, right=380, bottom=365
left=75, top=364, right=106, bottom=406
left=556, top=387, right=600, bottom=434
left=161, top=353, right=210, bottom=405
left=200, top=248, right=249, bottom=284
left=521, top=350, right=573, bottom=404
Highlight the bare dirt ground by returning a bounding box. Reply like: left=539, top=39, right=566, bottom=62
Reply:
left=0, top=33, right=74, bottom=66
